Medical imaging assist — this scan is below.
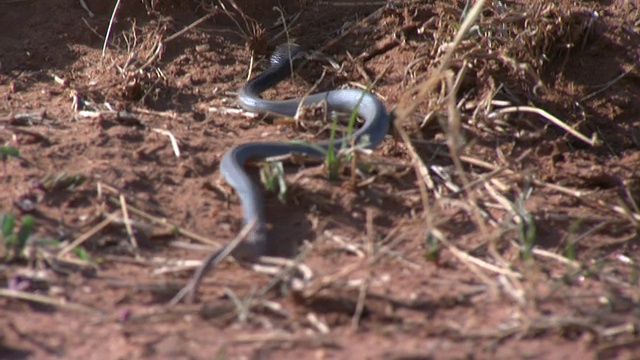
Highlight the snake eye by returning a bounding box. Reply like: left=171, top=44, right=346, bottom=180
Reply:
left=270, top=43, right=301, bottom=66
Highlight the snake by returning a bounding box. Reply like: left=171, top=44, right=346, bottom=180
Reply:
left=220, top=43, right=391, bottom=260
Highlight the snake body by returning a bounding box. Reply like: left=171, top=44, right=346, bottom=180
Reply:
left=220, top=44, right=391, bottom=260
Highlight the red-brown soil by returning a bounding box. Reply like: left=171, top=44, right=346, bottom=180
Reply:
left=1, top=1, right=640, bottom=359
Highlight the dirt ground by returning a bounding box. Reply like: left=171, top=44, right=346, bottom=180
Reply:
left=1, top=0, right=640, bottom=359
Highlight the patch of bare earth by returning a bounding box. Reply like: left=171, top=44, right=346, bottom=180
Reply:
left=1, top=0, right=640, bottom=359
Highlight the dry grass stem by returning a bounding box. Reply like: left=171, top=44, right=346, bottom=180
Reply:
left=271, top=9, right=302, bottom=43
left=99, top=184, right=220, bottom=247
left=78, top=0, right=94, bottom=17
left=164, top=13, right=215, bottom=43
left=152, top=128, right=181, bottom=157
left=101, top=0, right=122, bottom=60
left=307, top=312, right=330, bottom=334
left=392, top=123, right=432, bottom=215
left=57, top=210, right=120, bottom=258
left=169, top=217, right=258, bottom=305
left=488, top=106, right=600, bottom=146
left=431, top=228, right=522, bottom=279
left=0, top=289, right=100, bottom=314
left=580, top=65, right=636, bottom=102
left=253, top=247, right=315, bottom=299
left=529, top=246, right=580, bottom=268
left=119, top=193, right=139, bottom=252
left=209, top=106, right=259, bottom=118
left=351, top=209, right=376, bottom=331
left=395, top=0, right=485, bottom=121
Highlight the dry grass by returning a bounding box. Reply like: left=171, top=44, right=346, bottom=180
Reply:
left=386, top=0, right=640, bottom=351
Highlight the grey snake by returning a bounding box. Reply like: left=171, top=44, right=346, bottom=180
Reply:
left=220, top=43, right=391, bottom=260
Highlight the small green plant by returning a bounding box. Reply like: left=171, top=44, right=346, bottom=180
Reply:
left=564, top=241, right=576, bottom=262
left=0, top=145, right=19, bottom=160
left=424, top=231, right=441, bottom=263
left=1, top=213, right=34, bottom=261
left=514, top=180, right=536, bottom=260
left=260, top=88, right=372, bottom=199
left=38, top=238, right=91, bottom=261
left=517, top=210, right=536, bottom=261
left=562, top=219, right=584, bottom=264
left=631, top=264, right=639, bottom=286
left=325, top=112, right=342, bottom=180
left=73, top=246, right=91, bottom=261
left=260, top=161, right=287, bottom=203
left=0, top=145, right=20, bottom=171
left=325, top=89, right=369, bottom=181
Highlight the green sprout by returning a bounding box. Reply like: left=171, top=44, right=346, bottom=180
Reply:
left=1, top=213, right=34, bottom=261
left=260, top=161, right=287, bottom=203
left=0, top=145, right=20, bottom=171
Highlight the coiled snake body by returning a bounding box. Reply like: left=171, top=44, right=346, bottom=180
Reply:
left=221, top=44, right=391, bottom=260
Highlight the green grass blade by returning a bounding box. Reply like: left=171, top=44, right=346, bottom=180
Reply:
left=1, top=213, right=15, bottom=240
left=0, top=145, right=20, bottom=158
left=16, top=215, right=34, bottom=251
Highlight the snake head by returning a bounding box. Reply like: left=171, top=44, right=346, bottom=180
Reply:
left=270, top=43, right=302, bottom=67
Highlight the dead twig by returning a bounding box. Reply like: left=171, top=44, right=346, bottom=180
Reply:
left=169, top=217, right=258, bottom=305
